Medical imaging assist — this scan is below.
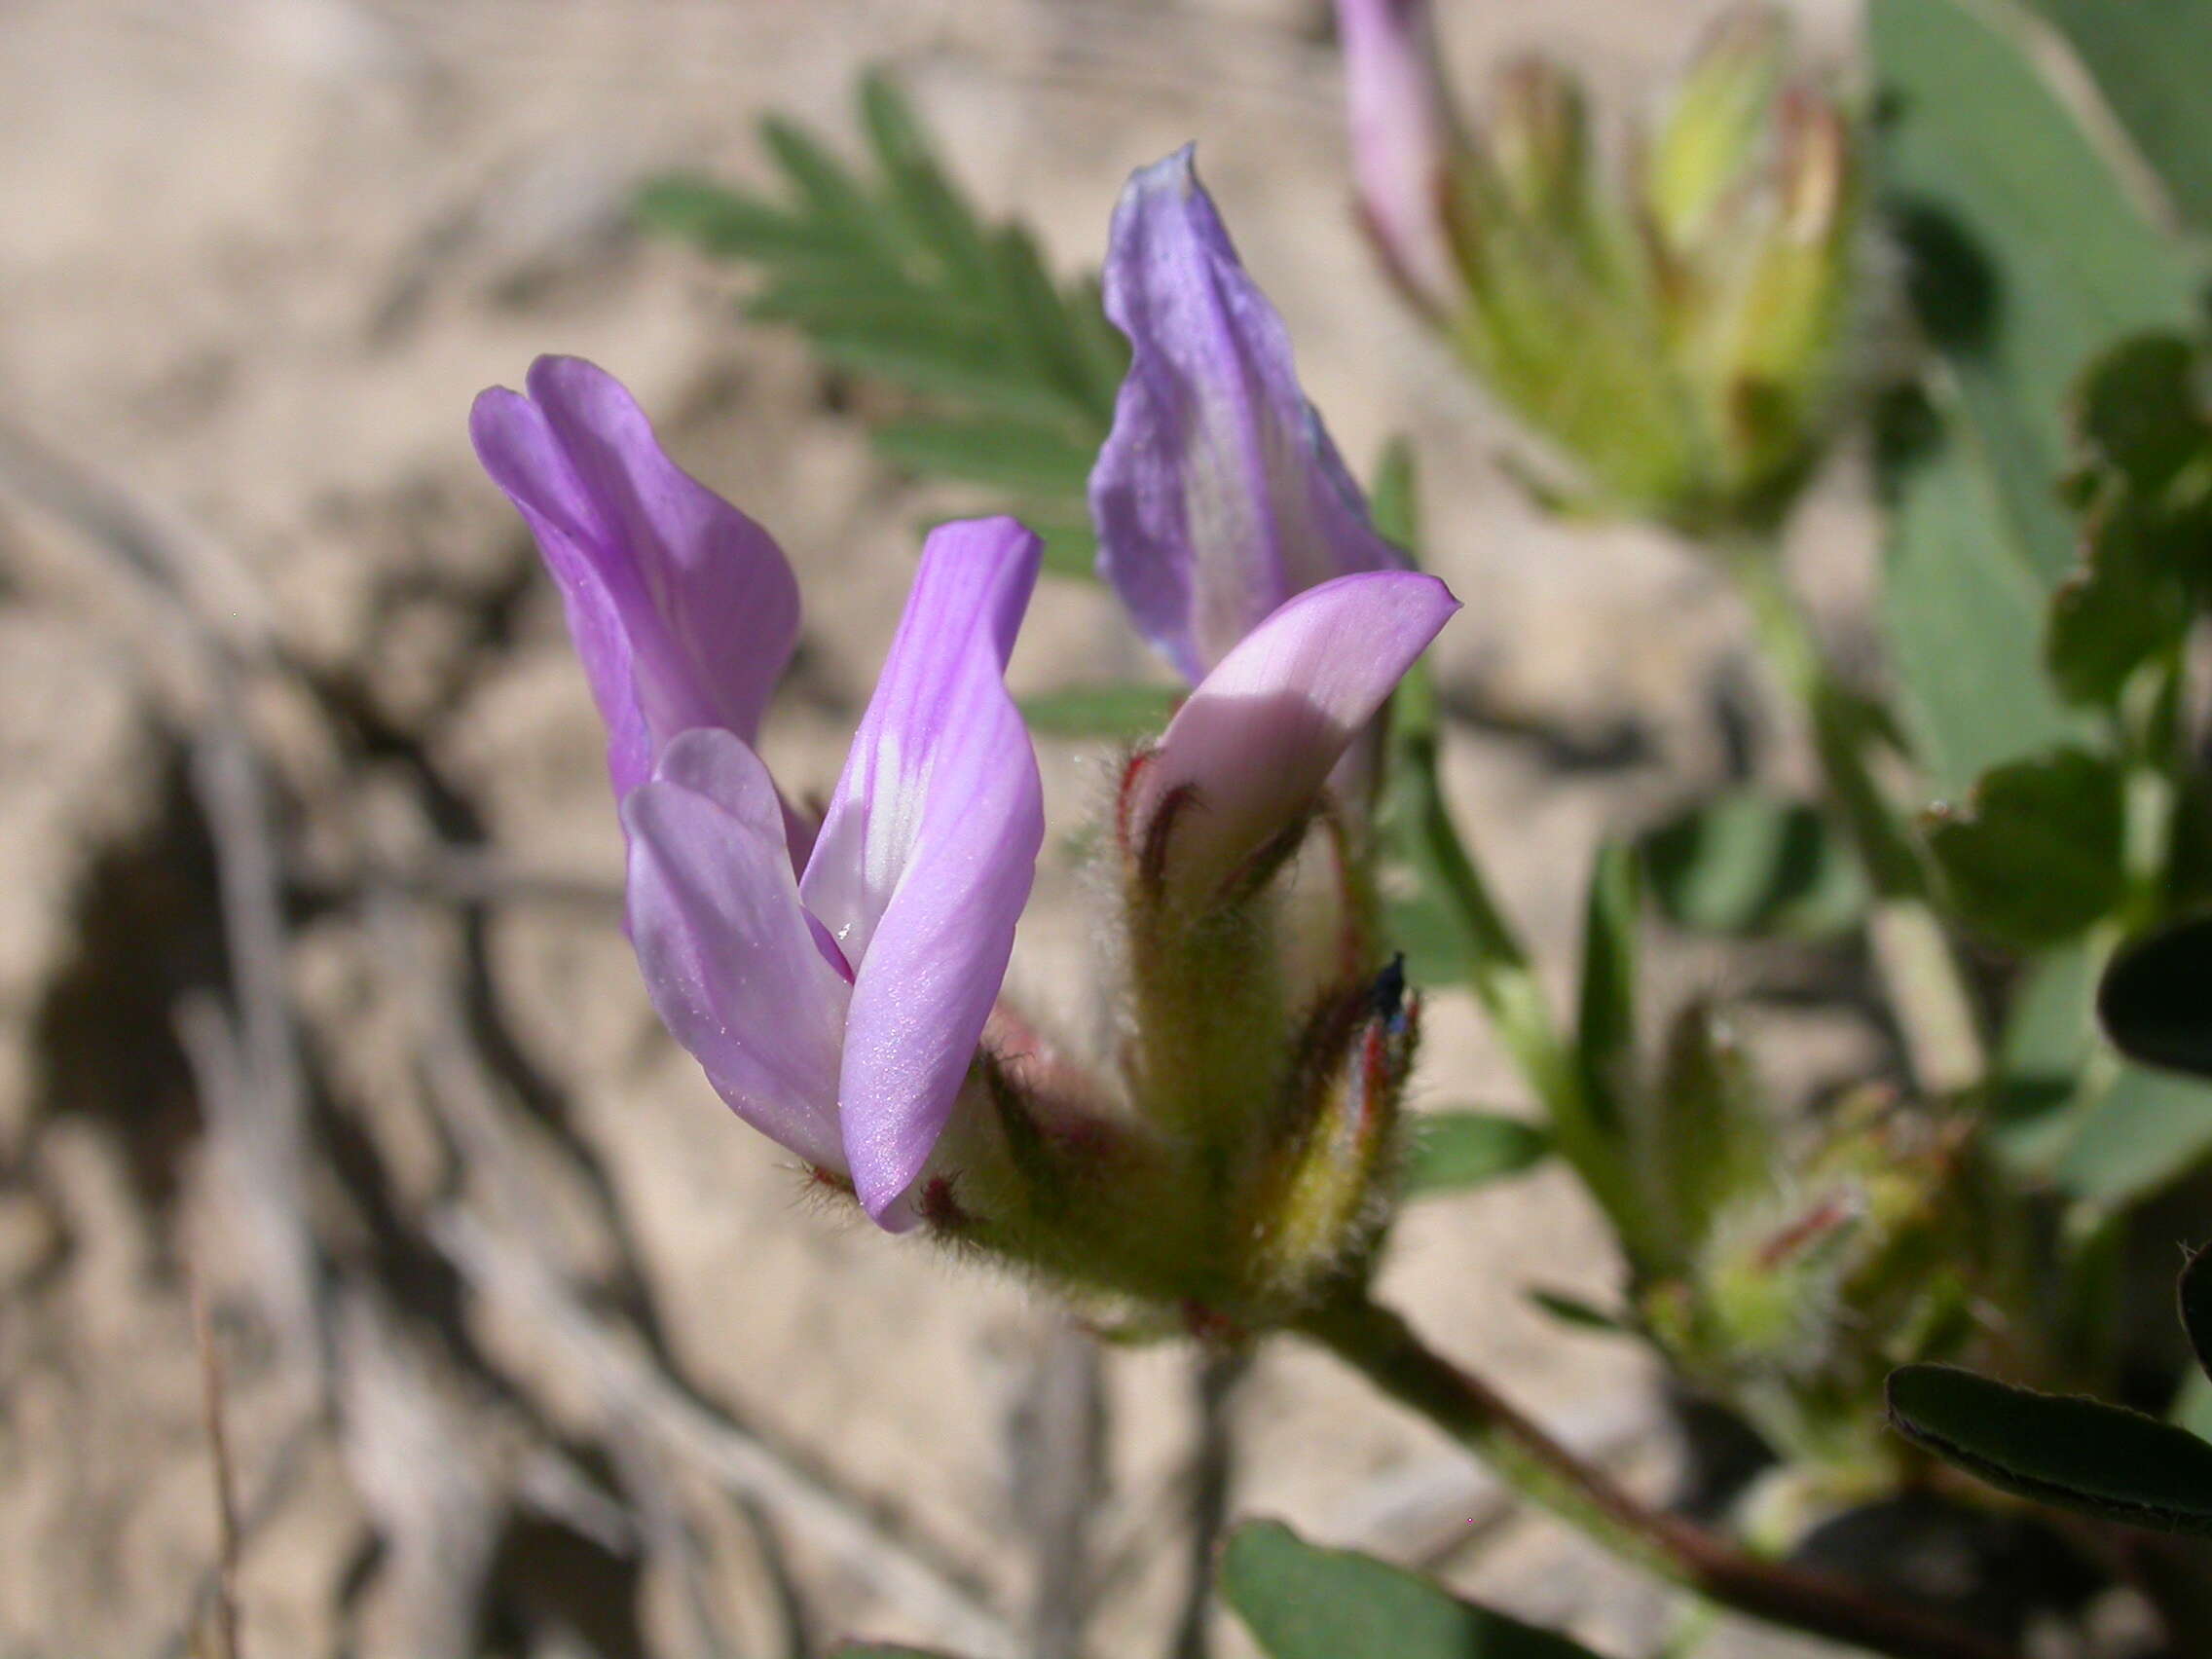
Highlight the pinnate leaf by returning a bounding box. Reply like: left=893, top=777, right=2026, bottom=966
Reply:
left=638, top=72, right=1125, bottom=577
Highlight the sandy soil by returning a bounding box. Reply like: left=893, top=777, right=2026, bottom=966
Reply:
left=0, top=3, right=1868, bottom=1655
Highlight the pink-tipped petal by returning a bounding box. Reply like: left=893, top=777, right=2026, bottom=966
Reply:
left=1336, top=0, right=1461, bottom=309
left=470, top=355, right=801, bottom=797
left=800, top=518, right=1047, bottom=1220
left=1090, top=149, right=1403, bottom=685
left=624, top=728, right=852, bottom=1175
left=1137, top=570, right=1459, bottom=906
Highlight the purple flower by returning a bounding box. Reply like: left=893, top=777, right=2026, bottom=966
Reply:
left=1126, top=570, right=1458, bottom=910
left=473, top=359, right=1044, bottom=1226
left=1335, top=0, right=1461, bottom=311
left=1089, top=149, right=1406, bottom=687
left=470, top=356, right=801, bottom=800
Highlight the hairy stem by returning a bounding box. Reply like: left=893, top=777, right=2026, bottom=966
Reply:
left=1298, top=1293, right=2019, bottom=1659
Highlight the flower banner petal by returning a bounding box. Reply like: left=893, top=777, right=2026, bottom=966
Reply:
left=1089, top=149, right=1403, bottom=683
left=1137, top=570, right=1458, bottom=906
left=471, top=355, right=802, bottom=796
left=625, top=728, right=852, bottom=1174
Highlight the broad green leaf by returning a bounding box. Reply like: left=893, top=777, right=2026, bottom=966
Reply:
left=1922, top=747, right=2125, bottom=948
left=1403, top=1110, right=1551, bottom=1198
left=1017, top=683, right=1178, bottom=741
left=1889, top=1363, right=2212, bottom=1534
left=1879, top=402, right=2084, bottom=795
left=1870, top=0, right=2196, bottom=587
left=1641, top=789, right=1866, bottom=939
left=1221, top=1522, right=1605, bottom=1659
left=2180, top=1245, right=2212, bottom=1386
left=2056, top=1063, right=2212, bottom=1205
left=2099, top=915, right=2212, bottom=1079
left=2023, top=0, right=2212, bottom=233
left=2047, top=541, right=2194, bottom=709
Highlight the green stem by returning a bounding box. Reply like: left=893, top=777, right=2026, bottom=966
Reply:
left=1298, top=1292, right=2021, bottom=1659
left=1724, top=543, right=1987, bottom=1095
left=1395, top=668, right=1647, bottom=1242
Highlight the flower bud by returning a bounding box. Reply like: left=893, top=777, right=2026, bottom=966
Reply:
left=1490, top=56, right=1590, bottom=237
left=1090, top=148, right=1406, bottom=685
left=1335, top=0, right=1464, bottom=312
left=1643, top=1082, right=1998, bottom=1496
left=1646, top=4, right=1789, bottom=249
left=1330, top=1, right=1862, bottom=535
left=1235, top=960, right=1419, bottom=1318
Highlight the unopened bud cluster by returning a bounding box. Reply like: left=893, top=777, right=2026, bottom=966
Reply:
left=1630, top=1019, right=2001, bottom=1498
left=1339, top=1, right=1862, bottom=535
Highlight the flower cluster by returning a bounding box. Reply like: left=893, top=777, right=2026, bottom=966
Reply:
left=474, top=151, right=1456, bottom=1326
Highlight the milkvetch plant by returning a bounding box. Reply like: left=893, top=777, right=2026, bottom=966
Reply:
left=460, top=3, right=2212, bottom=1650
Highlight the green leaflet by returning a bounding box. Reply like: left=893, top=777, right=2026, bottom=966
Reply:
left=1890, top=1362, right=2212, bottom=1535
left=1641, top=789, right=1866, bottom=940
left=1221, top=1522, right=1606, bottom=1659
left=1402, top=1110, right=1552, bottom=1198
left=1922, top=747, right=2126, bottom=949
